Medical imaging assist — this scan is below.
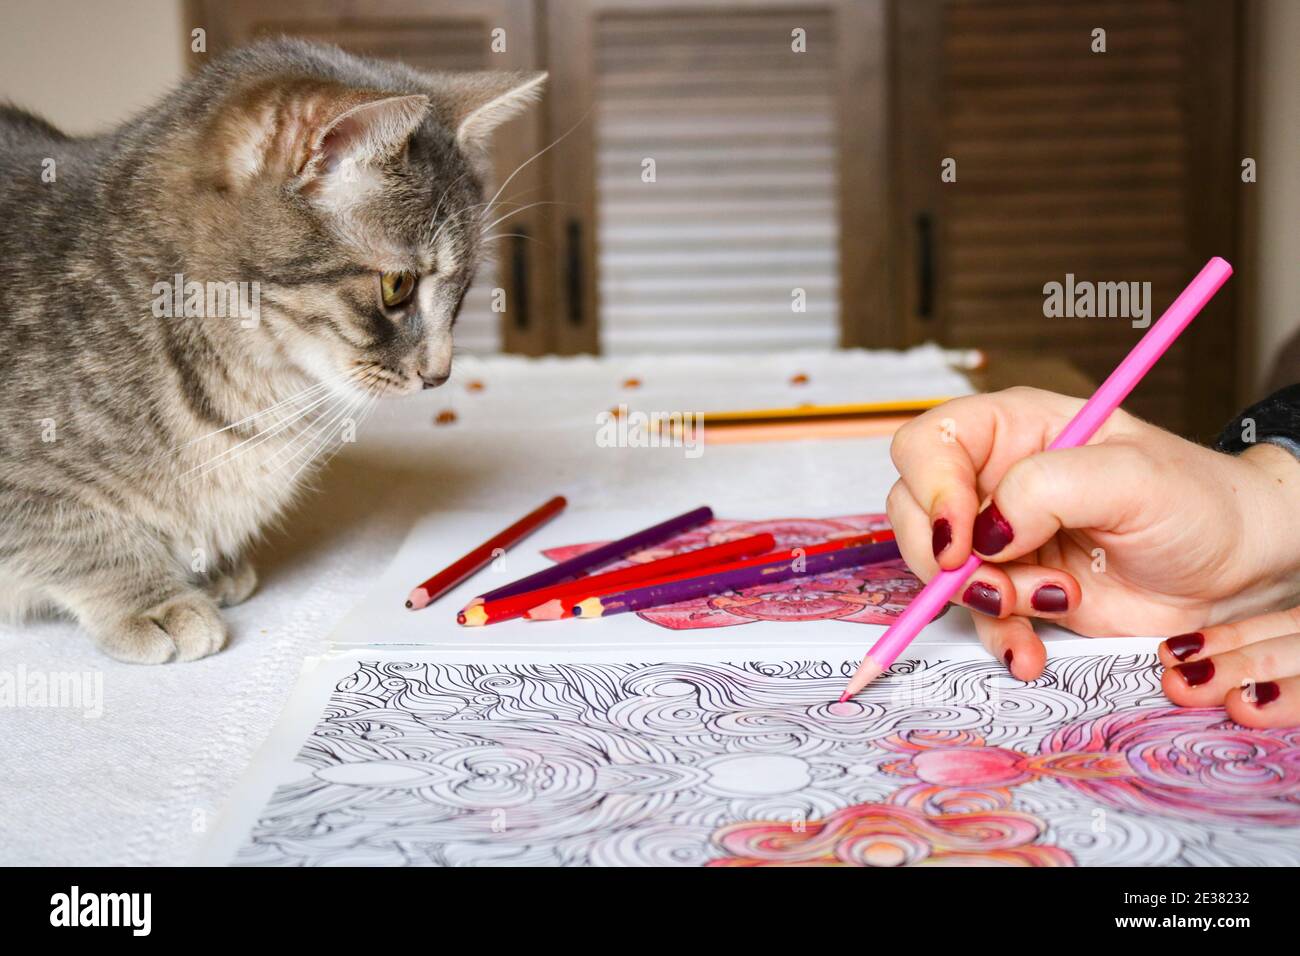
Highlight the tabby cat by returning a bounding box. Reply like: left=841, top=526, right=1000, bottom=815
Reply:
left=0, top=39, right=544, bottom=662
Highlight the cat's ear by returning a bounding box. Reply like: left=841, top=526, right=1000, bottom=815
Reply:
left=440, top=72, right=547, bottom=150
left=209, top=82, right=429, bottom=193
left=298, top=92, right=430, bottom=185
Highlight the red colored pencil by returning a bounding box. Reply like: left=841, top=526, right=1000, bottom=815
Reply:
left=573, top=536, right=900, bottom=619
left=468, top=506, right=713, bottom=608
left=405, top=496, right=567, bottom=610
left=558, top=529, right=896, bottom=620
left=459, top=533, right=776, bottom=627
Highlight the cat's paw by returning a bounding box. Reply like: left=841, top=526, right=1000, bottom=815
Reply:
left=95, top=591, right=228, bottom=664
left=203, top=559, right=258, bottom=607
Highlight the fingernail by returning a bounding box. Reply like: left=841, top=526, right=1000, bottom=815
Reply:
left=1164, top=632, right=1204, bottom=661
left=931, top=518, right=952, bottom=558
left=1031, top=585, right=1068, bottom=613
left=1003, top=649, right=1013, bottom=667
left=1174, top=659, right=1215, bottom=687
left=963, top=581, right=1001, bottom=617
left=1251, top=681, right=1280, bottom=707
left=972, top=502, right=1014, bottom=555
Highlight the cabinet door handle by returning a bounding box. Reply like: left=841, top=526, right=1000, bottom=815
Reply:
left=566, top=219, right=584, bottom=327
left=510, top=228, right=530, bottom=331
left=916, top=212, right=935, bottom=321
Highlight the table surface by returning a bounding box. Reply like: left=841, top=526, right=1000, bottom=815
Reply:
left=0, top=347, right=1085, bottom=865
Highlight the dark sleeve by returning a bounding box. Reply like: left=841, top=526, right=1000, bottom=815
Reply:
left=1216, top=384, right=1300, bottom=457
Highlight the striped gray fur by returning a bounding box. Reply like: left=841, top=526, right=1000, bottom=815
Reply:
left=0, top=39, right=544, bottom=661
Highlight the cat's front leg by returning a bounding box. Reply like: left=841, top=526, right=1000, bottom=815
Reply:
left=58, top=567, right=229, bottom=664
left=200, top=555, right=258, bottom=608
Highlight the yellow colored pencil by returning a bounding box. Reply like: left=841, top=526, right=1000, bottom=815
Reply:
left=694, top=397, right=952, bottom=424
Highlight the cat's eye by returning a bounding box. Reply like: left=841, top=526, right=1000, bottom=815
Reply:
left=380, top=271, right=417, bottom=309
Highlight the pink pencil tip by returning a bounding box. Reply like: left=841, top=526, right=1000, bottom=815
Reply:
left=524, top=599, right=564, bottom=621
left=837, top=692, right=852, bottom=704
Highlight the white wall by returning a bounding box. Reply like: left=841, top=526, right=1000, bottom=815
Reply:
left=1249, top=0, right=1300, bottom=391
left=0, top=0, right=185, bottom=136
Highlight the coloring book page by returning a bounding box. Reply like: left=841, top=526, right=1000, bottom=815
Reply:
left=203, top=644, right=1300, bottom=866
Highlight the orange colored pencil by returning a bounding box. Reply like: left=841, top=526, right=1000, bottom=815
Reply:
left=460, top=533, right=776, bottom=627
left=405, top=496, right=567, bottom=611
left=553, top=529, right=896, bottom=621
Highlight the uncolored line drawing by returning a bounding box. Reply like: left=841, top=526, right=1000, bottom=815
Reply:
left=236, top=655, right=1300, bottom=866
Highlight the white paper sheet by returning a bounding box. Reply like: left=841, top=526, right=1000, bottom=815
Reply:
left=199, top=638, right=1300, bottom=867
left=404, top=344, right=975, bottom=433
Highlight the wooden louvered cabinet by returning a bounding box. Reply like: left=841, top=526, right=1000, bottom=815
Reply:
left=186, top=1, right=1244, bottom=435
left=893, top=0, right=1241, bottom=437
left=188, top=0, right=553, bottom=356
left=546, top=0, right=889, bottom=355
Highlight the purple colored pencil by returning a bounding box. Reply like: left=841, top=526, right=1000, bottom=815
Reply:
left=469, top=505, right=714, bottom=606
left=570, top=538, right=902, bottom=618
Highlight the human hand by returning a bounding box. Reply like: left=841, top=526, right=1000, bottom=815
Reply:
left=886, top=387, right=1300, bottom=682
left=1159, top=606, right=1300, bottom=728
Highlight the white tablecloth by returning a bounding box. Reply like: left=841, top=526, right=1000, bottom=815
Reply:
left=0, top=347, right=972, bottom=865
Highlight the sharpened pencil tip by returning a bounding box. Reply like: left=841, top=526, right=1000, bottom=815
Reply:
left=525, top=599, right=564, bottom=621
left=837, top=692, right=852, bottom=704
left=572, top=597, right=604, bottom=618
left=405, top=600, right=413, bottom=609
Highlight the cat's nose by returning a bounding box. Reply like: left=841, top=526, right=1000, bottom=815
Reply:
left=420, top=373, right=449, bottom=390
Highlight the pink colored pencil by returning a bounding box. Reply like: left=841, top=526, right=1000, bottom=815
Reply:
left=841, top=256, right=1234, bottom=700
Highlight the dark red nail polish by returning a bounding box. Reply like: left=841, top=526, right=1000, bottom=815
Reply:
left=1164, top=632, right=1204, bottom=661
left=1251, top=681, right=1280, bottom=707
left=1175, top=659, right=1215, bottom=687
left=1031, top=585, right=1068, bottom=613
left=963, top=581, right=1001, bottom=617
left=1003, top=649, right=1013, bottom=667
left=931, top=518, right=952, bottom=558
left=972, top=502, right=1014, bottom=556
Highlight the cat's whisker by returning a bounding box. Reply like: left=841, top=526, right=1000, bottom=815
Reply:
left=480, top=232, right=534, bottom=244
left=258, top=385, right=363, bottom=481
left=279, top=391, right=370, bottom=485
left=295, top=393, right=378, bottom=486
left=181, top=368, right=367, bottom=482
left=260, top=387, right=351, bottom=465
left=473, top=192, right=542, bottom=223
left=431, top=200, right=508, bottom=250
left=478, top=109, right=590, bottom=228
left=177, top=379, right=333, bottom=450
left=180, top=391, right=335, bottom=483
left=428, top=168, right=477, bottom=239
left=479, top=200, right=557, bottom=235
